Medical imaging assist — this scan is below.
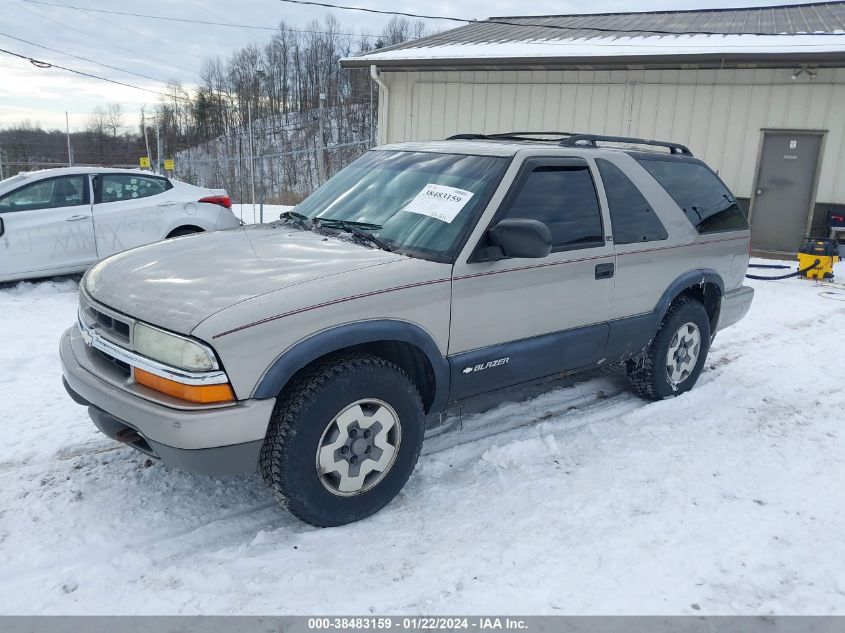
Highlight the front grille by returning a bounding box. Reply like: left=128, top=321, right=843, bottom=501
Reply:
left=91, top=309, right=130, bottom=339
left=96, top=349, right=131, bottom=378
left=79, top=293, right=132, bottom=346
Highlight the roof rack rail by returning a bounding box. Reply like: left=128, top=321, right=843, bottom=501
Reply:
left=446, top=131, right=574, bottom=142
left=560, top=134, right=693, bottom=156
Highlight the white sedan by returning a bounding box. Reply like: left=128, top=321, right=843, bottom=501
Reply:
left=0, top=167, right=240, bottom=282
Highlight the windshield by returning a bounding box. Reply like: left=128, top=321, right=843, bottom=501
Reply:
left=294, top=150, right=509, bottom=261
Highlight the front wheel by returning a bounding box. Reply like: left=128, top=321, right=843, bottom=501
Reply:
left=626, top=296, right=711, bottom=401
left=259, top=353, right=424, bottom=527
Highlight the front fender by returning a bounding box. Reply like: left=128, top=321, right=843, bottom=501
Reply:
left=252, top=319, right=451, bottom=412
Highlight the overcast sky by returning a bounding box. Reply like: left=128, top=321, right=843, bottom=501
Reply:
left=0, top=0, right=827, bottom=132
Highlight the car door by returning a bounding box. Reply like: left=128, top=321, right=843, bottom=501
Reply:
left=449, top=155, right=616, bottom=399
left=0, top=174, right=96, bottom=280
left=93, top=173, right=173, bottom=258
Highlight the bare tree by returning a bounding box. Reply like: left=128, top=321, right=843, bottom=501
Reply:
left=1, top=11, right=429, bottom=189
left=106, top=103, right=123, bottom=137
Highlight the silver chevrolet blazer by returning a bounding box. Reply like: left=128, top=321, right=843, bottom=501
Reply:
left=60, top=133, right=754, bottom=526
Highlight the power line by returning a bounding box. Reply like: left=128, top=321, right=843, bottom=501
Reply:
left=0, top=32, right=173, bottom=85
left=275, top=0, right=845, bottom=37
left=277, top=0, right=468, bottom=24
left=18, top=0, right=201, bottom=78
left=21, top=0, right=379, bottom=38
left=0, top=46, right=193, bottom=101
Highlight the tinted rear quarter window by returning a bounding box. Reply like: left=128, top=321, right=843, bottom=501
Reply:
left=596, top=158, right=667, bottom=244
left=636, top=158, right=748, bottom=233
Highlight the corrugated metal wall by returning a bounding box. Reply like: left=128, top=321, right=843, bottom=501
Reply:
left=378, top=68, right=845, bottom=204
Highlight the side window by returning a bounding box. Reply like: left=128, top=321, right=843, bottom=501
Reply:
left=98, top=174, right=168, bottom=204
left=596, top=158, right=668, bottom=244
left=0, top=176, right=85, bottom=212
left=636, top=158, right=748, bottom=233
left=501, top=164, right=604, bottom=250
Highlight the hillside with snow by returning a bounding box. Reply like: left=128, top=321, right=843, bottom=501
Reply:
left=175, top=106, right=373, bottom=214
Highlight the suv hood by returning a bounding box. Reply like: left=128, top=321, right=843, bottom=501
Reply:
left=84, top=224, right=405, bottom=334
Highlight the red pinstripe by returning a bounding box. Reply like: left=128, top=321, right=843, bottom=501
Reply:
left=214, top=235, right=748, bottom=338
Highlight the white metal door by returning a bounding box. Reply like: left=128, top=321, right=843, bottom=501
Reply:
left=751, top=131, right=823, bottom=253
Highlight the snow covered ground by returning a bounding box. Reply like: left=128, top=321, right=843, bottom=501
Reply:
left=0, top=261, right=844, bottom=615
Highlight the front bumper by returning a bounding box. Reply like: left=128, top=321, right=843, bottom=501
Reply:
left=716, top=285, right=755, bottom=332
left=60, top=326, right=275, bottom=475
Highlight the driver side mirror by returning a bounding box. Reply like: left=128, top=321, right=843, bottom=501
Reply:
left=486, top=218, right=552, bottom=259
left=0, top=216, right=4, bottom=238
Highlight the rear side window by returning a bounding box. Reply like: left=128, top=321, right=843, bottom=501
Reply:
left=636, top=158, right=747, bottom=233
left=501, top=164, right=603, bottom=250
left=98, top=174, right=168, bottom=204
left=596, top=159, right=667, bottom=244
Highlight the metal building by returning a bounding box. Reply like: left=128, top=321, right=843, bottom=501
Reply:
left=341, top=2, right=845, bottom=254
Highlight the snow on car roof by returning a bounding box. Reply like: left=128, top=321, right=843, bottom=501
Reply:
left=8, top=166, right=154, bottom=179
left=0, top=167, right=161, bottom=193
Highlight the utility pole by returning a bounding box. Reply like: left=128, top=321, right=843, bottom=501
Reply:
left=317, top=89, right=327, bottom=185
left=255, top=68, right=266, bottom=224
left=155, top=122, right=162, bottom=175
left=259, top=153, right=265, bottom=224
left=369, top=78, right=374, bottom=148
left=141, top=106, right=152, bottom=169
left=65, top=111, right=72, bottom=166
left=0, top=146, right=5, bottom=180
left=248, top=100, right=256, bottom=220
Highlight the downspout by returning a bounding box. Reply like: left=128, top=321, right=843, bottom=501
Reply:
left=370, top=64, right=389, bottom=146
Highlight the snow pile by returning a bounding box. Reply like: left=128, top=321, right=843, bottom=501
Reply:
left=0, top=261, right=843, bottom=614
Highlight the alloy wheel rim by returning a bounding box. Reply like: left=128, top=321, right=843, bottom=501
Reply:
left=666, top=321, right=701, bottom=386
left=315, top=399, right=401, bottom=497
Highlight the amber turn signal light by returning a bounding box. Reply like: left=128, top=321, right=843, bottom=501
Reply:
left=134, top=368, right=235, bottom=404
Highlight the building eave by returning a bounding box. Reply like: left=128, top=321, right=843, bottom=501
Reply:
left=341, top=51, right=845, bottom=72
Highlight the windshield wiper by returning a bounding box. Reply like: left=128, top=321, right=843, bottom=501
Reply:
left=279, top=209, right=312, bottom=228
left=316, top=217, right=382, bottom=230
left=315, top=217, right=393, bottom=253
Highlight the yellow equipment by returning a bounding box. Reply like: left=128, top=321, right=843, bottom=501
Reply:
left=798, top=238, right=840, bottom=280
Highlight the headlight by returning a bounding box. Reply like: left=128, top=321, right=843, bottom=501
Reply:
left=133, top=323, right=218, bottom=371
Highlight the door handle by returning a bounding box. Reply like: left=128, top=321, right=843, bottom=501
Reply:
left=156, top=202, right=180, bottom=207
left=65, top=214, right=90, bottom=221
left=595, top=263, right=615, bottom=280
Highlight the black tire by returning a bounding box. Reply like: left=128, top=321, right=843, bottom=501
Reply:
left=626, top=296, right=711, bottom=401
left=167, top=227, right=203, bottom=238
left=259, top=353, right=424, bottom=527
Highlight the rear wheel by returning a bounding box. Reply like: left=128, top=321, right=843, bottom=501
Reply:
left=626, top=296, right=711, bottom=400
left=259, top=353, right=424, bottom=527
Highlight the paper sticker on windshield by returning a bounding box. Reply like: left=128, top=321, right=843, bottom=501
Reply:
left=403, top=184, right=474, bottom=223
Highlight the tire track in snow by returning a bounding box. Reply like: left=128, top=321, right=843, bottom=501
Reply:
left=0, top=372, right=639, bottom=586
